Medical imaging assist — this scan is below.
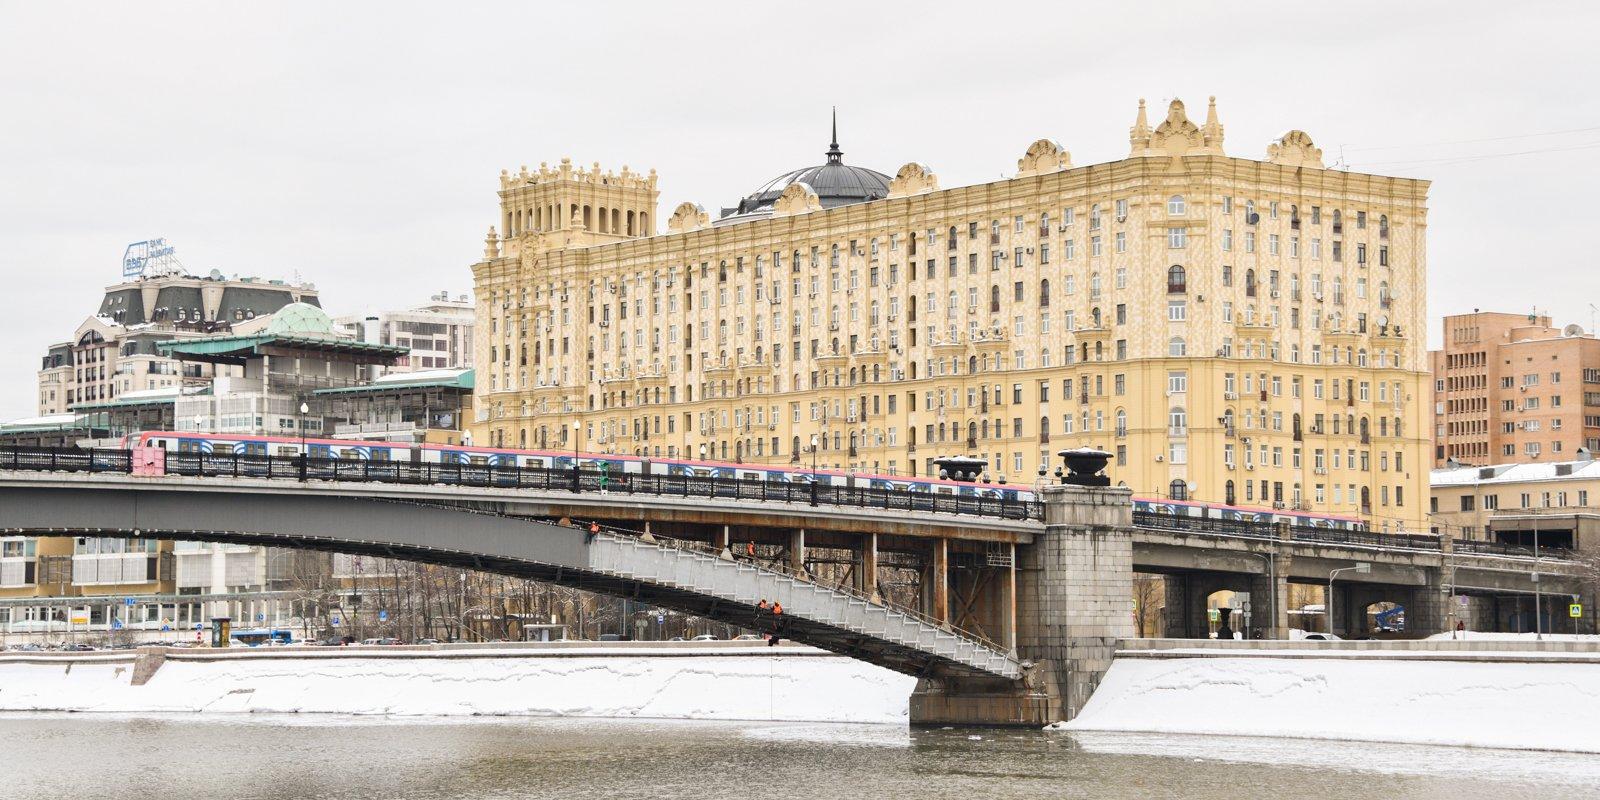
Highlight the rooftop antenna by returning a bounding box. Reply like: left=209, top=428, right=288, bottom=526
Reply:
left=1590, top=303, right=1598, bottom=333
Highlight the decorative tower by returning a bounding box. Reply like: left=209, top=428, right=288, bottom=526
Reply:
left=495, top=157, right=660, bottom=252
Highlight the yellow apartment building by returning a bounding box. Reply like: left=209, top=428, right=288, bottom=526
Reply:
left=470, top=98, right=1430, bottom=532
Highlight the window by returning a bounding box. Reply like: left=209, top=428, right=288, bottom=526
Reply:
left=1168, top=195, right=1186, bottom=215
left=1167, top=300, right=1187, bottom=321
left=1167, top=265, right=1187, bottom=293
left=1167, top=227, right=1187, bottom=249
left=1168, top=336, right=1186, bottom=356
left=1167, top=371, right=1188, bottom=394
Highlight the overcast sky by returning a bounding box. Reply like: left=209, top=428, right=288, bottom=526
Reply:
left=2, top=1, right=1597, bottom=420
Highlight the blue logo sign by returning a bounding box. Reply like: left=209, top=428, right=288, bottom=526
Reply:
left=112, top=619, right=123, bottom=630
left=332, top=617, right=342, bottom=626
left=378, top=610, right=388, bottom=622
left=124, top=597, right=136, bottom=607
left=256, top=613, right=264, bottom=622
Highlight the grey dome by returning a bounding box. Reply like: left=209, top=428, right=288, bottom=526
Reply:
left=720, top=114, right=891, bottom=220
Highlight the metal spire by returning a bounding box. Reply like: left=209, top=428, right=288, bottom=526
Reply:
left=826, top=106, right=843, bottom=164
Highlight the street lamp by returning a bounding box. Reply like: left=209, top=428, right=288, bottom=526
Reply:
left=297, top=401, right=310, bottom=482
left=1326, top=562, right=1371, bottom=637
left=809, top=434, right=819, bottom=507
left=570, top=421, right=581, bottom=494
left=1533, top=514, right=1543, bottom=640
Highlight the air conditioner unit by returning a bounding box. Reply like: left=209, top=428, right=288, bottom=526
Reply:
left=1224, top=391, right=1238, bottom=400
left=808, top=292, right=818, bottom=299
left=1245, top=463, right=1255, bottom=470
left=1115, top=215, right=1127, bottom=223
left=1058, top=224, right=1071, bottom=232
left=1225, top=463, right=1236, bottom=470
left=1155, top=454, right=1164, bottom=462
left=1314, top=467, right=1327, bottom=475
left=1270, top=290, right=1280, bottom=299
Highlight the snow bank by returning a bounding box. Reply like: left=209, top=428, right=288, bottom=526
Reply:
left=0, top=651, right=915, bottom=724
left=1425, top=631, right=1600, bottom=642
left=1064, top=655, right=1600, bottom=752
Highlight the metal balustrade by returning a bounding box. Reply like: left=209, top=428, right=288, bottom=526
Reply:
left=0, top=446, right=1041, bottom=522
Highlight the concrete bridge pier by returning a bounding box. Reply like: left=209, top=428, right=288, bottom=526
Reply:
left=909, top=484, right=1134, bottom=726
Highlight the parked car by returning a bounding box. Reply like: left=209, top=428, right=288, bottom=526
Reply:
left=731, top=634, right=762, bottom=641
left=59, top=643, right=96, bottom=651
left=597, top=633, right=627, bottom=642
left=688, top=634, right=718, bottom=642
left=1301, top=633, right=1343, bottom=641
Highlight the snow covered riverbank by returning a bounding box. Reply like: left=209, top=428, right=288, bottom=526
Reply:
left=1063, top=653, right=1600, bottom=753
left=0, top=646, right=917, bottom=724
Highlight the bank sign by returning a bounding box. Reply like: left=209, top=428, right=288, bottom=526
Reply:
left=122, top=238, right=175, bottom=278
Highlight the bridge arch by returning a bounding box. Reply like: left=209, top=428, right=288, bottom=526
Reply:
left=0, top=483, right=1019, bottom=681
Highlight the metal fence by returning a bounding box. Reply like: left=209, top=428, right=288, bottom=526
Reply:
left=1131, top=509, right=1568, bottom=560
left=0, top=446, right=1041, bottom=522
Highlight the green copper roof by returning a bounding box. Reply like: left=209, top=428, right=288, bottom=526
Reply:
left=157, top=334, right=408, bottom=361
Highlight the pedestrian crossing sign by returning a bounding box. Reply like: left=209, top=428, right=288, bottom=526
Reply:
left=1571, top=603, right=1583, bottom=619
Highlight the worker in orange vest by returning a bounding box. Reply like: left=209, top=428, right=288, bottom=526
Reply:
left=585, top=521, right=600, bottom=544
left=768, top=602, right=784, bottom=646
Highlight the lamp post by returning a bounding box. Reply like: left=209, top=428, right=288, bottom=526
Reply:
left=1533, top=514, right=1543, bottom=640
left=297, top=401, right=309, bottom=482
left=570, top=421, right=581, bottom=494
left=809, top=434, right=819, bottom=507
left=1326, top=562, right=1371, bottom=637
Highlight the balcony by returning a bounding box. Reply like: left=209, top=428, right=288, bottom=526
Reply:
left=1168, top=426, right=1188, bottom=437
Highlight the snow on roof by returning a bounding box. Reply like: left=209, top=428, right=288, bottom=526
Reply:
left=1431, top=458, right=1600, bottom=487
left=1, top=413, right=79, bottom=428
left=373, top=367, right=470, bottom=384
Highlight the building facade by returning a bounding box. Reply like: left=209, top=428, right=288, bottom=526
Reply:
left=1431, top=456, right=1600, bottom=545
left=470, top=99, right=1431, bottom=532
left=1430, top=310, right=1600, bottom=467
left=37, top=262, right=319, bottom=417
left=334, top=292, right=475, bottom=380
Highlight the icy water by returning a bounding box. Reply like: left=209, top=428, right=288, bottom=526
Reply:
left=7, top=714, right=1600, bottom=799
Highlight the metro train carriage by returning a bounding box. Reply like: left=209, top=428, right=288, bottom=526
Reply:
left=128, top=431, right=1363, bottom=529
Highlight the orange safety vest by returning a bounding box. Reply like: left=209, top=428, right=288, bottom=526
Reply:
left=746, top=542, right=756, bottom=556
left=589, top=522, right=600, bottom=533
left=772, top=603, right=783, bottom=616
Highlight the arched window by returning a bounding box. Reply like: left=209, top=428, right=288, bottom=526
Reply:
left=1090, top=203, right=1102, bottom=229
left=990, top=285, right=1001, bottom=313
left=1040, top=416, right=1050, bottom=441
left=1168, top=336, right=1187, bottom=357
left=1168, top=195, right=1186, bottom=215
left=1332, top=209, right=1343, bottom=232
left=1244, top=269, right=1258, bottom=297
left=1169, top=479, right=1188, bottom=501
left=1115, top=408, right=1127, bottom=436
left=1225, top=480, right=1236, bottom=505
left=1360, top=486, right=1371, bottom=511
left=1091, top=307, right=1103, bottom=327
left=1039, top=279, right=1051, bottom=307
left=1379, top=214, right=1390, bottom=237
left=908, top=295, right=918, bottom=322
left=968, top=355, right=978, bottom=373
left=1167, top=265, right=1186, bottom=293
left=967, top=421, right=977, bottom=444
left=1169, top=406, right=1187, bottom=434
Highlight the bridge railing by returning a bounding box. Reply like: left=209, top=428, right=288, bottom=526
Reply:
left=1134, top=508, right=1573, bottom=560
left=0, top=446, right=1042, bottom=523
left=593, top=519, right=1015, bottom=658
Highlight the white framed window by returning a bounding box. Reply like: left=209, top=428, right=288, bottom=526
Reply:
left=1168, top=195, right=1186, bottom=215
left=1168, top=300, right=1187, bottom=321
left=1168, top=228, right=1187, bottom=249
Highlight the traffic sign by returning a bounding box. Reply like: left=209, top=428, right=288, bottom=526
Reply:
left=256, top=613, right=265, bottom=622
left=112, top=619, right=123, bottom=630
left=379, top=610, right=389, bottom=622
left=1571, top=604, right=1583, bottom=619
left=332, top=616, right=342, bottom=626
left=124, top=597, right=136, bottom=607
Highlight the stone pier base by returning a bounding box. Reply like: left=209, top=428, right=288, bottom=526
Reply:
left=908, top=663, right=1062, bottom=727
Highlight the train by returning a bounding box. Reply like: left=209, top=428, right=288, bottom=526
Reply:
left=125, top=430, right=1368, bottom=530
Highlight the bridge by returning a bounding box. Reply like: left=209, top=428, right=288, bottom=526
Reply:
left=2, top=446, right=1592, bottom=725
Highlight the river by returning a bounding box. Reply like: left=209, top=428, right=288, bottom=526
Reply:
left=8, top=714, right=1598, bottom=799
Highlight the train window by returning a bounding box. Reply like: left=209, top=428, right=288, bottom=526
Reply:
left=469, top=456, right=489, bottom=465
left=370, top=449, right=390, bottom=461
